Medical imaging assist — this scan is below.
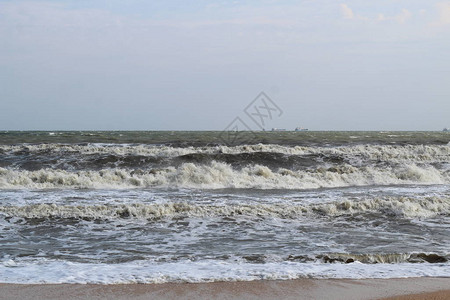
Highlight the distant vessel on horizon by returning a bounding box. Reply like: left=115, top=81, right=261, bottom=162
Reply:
left=271, top=127, right=309, bottom=131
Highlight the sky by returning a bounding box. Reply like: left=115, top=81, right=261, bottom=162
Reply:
left=0, top=0, right=449, bottom=131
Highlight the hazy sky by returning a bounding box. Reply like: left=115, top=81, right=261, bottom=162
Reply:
left=1, top=0, right=449, bottom=130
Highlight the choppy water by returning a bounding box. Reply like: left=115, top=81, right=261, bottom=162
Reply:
left=0, top=131, right=449, bottom=283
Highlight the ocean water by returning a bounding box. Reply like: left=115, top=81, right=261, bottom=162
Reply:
left=0, top=131, right=449, bottom=283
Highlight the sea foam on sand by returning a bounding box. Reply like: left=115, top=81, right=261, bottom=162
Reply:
left=1, top=259, right=449, bottom=284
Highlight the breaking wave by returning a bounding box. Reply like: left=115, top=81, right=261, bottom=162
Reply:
left=0, top=160, right=449, bottom=189
left=2, top=143, right=450, bottom=161
left=1, top=196, right=448, bottom=219
left=305, top=253, right=449, bottom=264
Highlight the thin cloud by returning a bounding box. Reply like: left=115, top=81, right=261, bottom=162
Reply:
left=434, top=2, right=450, bottom=25
left=378, top=9, right=412, bottom=24
left=340, top=4, right=412, bottom=24
left=395, top=9, right=412, bottom=24
left=340, top=3, right=354, bottom=19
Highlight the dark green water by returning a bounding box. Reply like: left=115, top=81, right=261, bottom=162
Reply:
left=1, top=131, right=449, bottom=146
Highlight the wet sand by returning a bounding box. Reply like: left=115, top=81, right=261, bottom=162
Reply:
left=382, top=290, right=450, bottom=300
left=0, top=278, right=449, bottom=300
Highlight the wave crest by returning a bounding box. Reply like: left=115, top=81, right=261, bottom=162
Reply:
left=0, top=160, right=448, bottom=189
left=2, top=143, right=450, bottom=162
left=1, top=196, right=448, bottom=219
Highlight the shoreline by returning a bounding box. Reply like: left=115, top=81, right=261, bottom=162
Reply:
left=1, top=278, right=449, bottom=300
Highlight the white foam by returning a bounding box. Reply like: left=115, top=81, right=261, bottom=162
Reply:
left=1, top=196, right=448, bottom=219
left=0, top=259, right=448, bottom=284
left=0, top=160, right=449, bottom=190
left=2, top=144, right=450, bottom=162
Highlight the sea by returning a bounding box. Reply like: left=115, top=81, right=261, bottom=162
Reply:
left=0, top=131, right=449, bottom=284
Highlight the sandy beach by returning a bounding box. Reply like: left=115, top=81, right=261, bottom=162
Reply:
left=0, top=278, right=449, bottom=300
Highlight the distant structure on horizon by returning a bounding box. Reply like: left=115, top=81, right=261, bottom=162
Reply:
left=444, top=128, right=449, bottom=132
left=270, top=127, right=309, bottom=131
